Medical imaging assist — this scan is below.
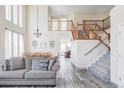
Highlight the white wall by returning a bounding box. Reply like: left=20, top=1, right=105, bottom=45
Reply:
left=110, top=5, right=124, bottom=87
left=26, top=5, right=72, bottom=55
left=71, top=40, right=107, bottom=69
left=0, top=6, right=5, bottom=61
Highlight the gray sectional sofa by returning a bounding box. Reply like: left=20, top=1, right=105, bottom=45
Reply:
left=0, top=56, right=60, bottom=85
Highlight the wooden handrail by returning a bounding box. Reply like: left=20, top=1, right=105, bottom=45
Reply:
left=103, top=16, right=110, bottom=30
left=103, top=16, right=110, bottom=22
left=95, top=23, right=110, bottom=37
left=84, top=36, right=109, bottom=55
left=90, top=30, right=110, bottom=50
left=83, top=21, right=90, bottom=38
left=71, top=22, right=75, bottom=40
left=71, top=20, right=78, bottom=40
left=83, top=21, right=110, bottom=50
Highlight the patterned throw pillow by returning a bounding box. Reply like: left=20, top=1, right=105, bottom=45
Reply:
left=39, top=59, right=49, bottom=71
left=32, top=58, right=49, bottom=71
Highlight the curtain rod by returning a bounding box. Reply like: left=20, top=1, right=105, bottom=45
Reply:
left=5, top=27, right=24, bottom=35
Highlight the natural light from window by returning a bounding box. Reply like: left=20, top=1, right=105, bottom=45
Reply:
left=5, top=5, right=12, bottom=21
left=5, top=30, right=12, bottom=59
left=5, top=5, right=23, bottom=27
left=13, top=5, right=18, bottom=25
left=5, top=30, right=24, bottom=59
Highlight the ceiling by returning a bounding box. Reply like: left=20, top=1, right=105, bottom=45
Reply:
left=49, top=5, right=114, bottom=16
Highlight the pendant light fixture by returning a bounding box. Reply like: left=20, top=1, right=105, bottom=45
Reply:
left=34, top=6, right=42, bottom=38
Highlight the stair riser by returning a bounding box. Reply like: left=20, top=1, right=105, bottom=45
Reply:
left=88, top=68, right=110, bottom=82
left=100, top=56, right=110, bottom=60
left=97, top=59, right=110, bottom=64
left=88, top=51, right=110, bottom=83
left=88, top=70, right=110, bottom=83
left=92, top=64, right=110, bottom=75
left=96, top=62, right=110, bottom=69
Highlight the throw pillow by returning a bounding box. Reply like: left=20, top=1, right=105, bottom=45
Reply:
left=48, top=60, right=55, bottom=71
left=39, top=59, right=49, bottom=71
left=3, top=59, right=11, bottom=71
left=32, top=57, right=42, bottom=70
left=32, top=57, right=49, bottom=71
left=10, top=57, right=25, bottom=70
left=24, top=57, right=32, bottom=69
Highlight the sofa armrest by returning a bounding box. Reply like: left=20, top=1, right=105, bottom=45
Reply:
left=52, top=62, right=60, bottom=72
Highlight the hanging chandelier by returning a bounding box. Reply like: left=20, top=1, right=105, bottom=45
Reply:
left=34, top=6, right=42, bottom=38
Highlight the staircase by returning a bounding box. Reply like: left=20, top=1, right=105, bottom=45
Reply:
left=70, top=17, right=111, bottom=83
left=88, top=51, right=110, bottom=83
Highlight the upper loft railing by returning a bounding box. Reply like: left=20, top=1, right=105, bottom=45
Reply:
left=48, top=17, right=110, bottom=41
left=48, top=20, right=78, bottom=40
left=83, top=16, right=110, bottom=31
left=83, top=17, right=111, bottom=55
left=103, top=16, right=110, bottom=30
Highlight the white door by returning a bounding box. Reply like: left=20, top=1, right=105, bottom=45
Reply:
left=118, top=24, right=124, bottom=87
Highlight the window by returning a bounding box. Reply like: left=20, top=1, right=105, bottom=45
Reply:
left=5, top=5, right=12, bottom=21
left=5, top=5, right=23, bottom=27
left=19, top=5, right=23, bottom=27
left=13, top=5, right=18, bottom=25
left=19, top=35, right=24, bottom=57
left=13, top=32, right=18, bottom=57
left=5, top=30, right=24, bottom=59
left=5, top=30, right=12, bottom=59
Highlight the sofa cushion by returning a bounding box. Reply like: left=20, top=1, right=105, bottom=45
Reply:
left=25, top=57, right=32, bottom=69
left=25, top=70, right=56, bottom=79
left=10, top=57, right=25, bottom=70
left=0, top=69, right=29, bottom=79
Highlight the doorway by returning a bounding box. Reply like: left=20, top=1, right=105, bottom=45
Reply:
left=60, top=40, right=71, bottom=59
